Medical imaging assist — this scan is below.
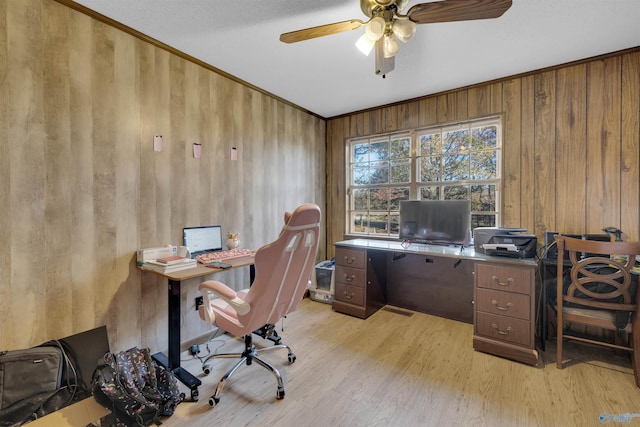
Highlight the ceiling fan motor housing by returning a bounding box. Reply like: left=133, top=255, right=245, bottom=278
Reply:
left=360, top=0, right=408, bottom=18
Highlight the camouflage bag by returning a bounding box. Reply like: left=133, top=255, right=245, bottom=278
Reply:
left=91, top=347, right=181, bottom=426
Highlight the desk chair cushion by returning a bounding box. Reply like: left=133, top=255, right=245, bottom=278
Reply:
left=561, top=305, right=632, bottom=333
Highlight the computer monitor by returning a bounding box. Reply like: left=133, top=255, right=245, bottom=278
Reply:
left=183, top=225, right=223, bottom=257
left=399, top=200, right=471, bottom=246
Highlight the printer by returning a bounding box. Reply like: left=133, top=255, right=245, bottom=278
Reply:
left=482, top=231, right=537, bottom=259
left=473, top=227, right=526, bottom=253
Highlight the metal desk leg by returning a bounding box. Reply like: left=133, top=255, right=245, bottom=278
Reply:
left=152, top=278, right=202, bottom=402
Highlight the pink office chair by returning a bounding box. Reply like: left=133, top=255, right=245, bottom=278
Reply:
left=197, top=203, right=321, bottom=408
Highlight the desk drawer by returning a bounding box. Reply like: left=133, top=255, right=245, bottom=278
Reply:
left=334, top=283, right=364, bottom=306
left=475, top=312, right=530, bottom=346
left=335, top=265, right=365, bottom=288
left=335, top=248, right=365, bottom=269
left=476, top=264, right=531, bottom=294
left=476, top=288, right=530, bottom=320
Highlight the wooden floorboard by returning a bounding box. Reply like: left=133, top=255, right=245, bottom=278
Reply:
left=161, top=298, right=640, bottom=427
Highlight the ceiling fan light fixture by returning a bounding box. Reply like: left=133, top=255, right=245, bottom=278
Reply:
left=392, top=19, right=416, bottom=43
left=383, top=34, right=399, bottom=58
left=365, top=16, right=386, bottom=41
left=356, top=33, right=375, bottom=55
left=356, top=16, right=386, bottom=55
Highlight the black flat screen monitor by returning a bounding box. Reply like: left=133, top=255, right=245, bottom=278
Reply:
left=399, top=200, right=471, bottom=246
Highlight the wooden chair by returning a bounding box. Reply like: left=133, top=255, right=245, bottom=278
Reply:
left=551, top=235, right=640, bottom=387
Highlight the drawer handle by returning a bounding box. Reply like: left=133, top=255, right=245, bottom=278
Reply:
left=343, top=291, right=354, bottom=300
left=491, top=300, right=513, bottom=311
left=491, top=324, right=513, bottom=335
left=344, top=256, right=356, bottom=264
left=492, top=276, right=514, bottom=287
left=344, top=274, right=356, bottom=282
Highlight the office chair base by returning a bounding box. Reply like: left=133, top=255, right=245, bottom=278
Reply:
left=202, top=335, right=295, bottom=408
left=253, top=323, right=283, bottom=345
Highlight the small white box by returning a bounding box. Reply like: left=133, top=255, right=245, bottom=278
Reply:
left=137, top=246, right=175, bottom=263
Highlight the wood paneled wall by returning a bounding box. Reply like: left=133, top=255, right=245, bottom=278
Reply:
left=0, top=0, right=326, bottom=352
left=327, top=49, right=640, bottom=258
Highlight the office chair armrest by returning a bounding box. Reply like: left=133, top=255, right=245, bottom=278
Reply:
left=199, top=280, right=250, bottom=316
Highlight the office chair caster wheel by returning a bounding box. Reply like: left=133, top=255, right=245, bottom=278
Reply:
left=288, top=353, right=296, bottom=363
left=276, top=386, right=285, bottom=400
left=203, top=364, right=211, bottom=375
left=191, top=390, right=199, bottom=401
left=179, top=392, right=186, bottom=401
left=209, top=396, right=219, bottom=407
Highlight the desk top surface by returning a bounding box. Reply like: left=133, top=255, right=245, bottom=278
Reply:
left=139, top=255, right=254, bottom=281
left=335, top=239, right=538, bottom=267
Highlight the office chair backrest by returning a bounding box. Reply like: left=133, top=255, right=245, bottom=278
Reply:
left=240, top=203, right=321, bottom=328
left=556, top=235, right=640, bottom=313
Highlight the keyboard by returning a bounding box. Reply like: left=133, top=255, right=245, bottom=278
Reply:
left=196, top=248, right=254, bottom=263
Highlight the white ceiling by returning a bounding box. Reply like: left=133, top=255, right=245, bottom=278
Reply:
left=71, top=0, right=640, bottom=118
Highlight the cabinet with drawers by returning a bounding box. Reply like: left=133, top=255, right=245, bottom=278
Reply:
left=473, top=262, right=539, bottom=366
left=332, top=246, right=386, bottom=319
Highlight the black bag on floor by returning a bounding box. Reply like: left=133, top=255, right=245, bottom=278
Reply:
left=91, top=347, right=181, bottom=427
left=0, top=341, right=81, bottom=427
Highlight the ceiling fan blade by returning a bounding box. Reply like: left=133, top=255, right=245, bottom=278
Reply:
left=280, top=19, right=364, bottom=43
left=408, top=0, right=512, bottom=24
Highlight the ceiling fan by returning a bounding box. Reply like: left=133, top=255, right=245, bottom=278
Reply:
left=280, top=0, right=512, bottom=77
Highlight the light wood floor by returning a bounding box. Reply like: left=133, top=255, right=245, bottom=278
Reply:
left=162, top=298, right=640, bottom=427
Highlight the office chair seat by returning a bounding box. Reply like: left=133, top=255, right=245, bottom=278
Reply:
left=197, top=203, right=321, bottom=407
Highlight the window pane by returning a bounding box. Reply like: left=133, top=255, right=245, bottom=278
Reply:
left=420, top=134, right=441, bottom=156
left=443, top=154, right=469, bottom=181
left=353, top=188, right=368, bottom=210
left=391, top=161, right=411, bottom=183
left=471, top=151, right=497, bottom=180
left=390, top=187, right=410, bottom=210
left=420, top=186, right=440, bottom=200
left=443, top=186, right=469, bottom=199
left=390, top=213, right=400, bottom=235
left=370, top=162, right=389, bottom=184
left=391, top=137, right=410, bottom=159
left=352, top=212, right=368, bottom=233
left=370, top=141, right=389, bottom=161
left=471, top=185, right=496, bottom=212
left=471, top=126, right=497, bottom=149
left=369, top=188, right=388, bottom=211
left=353, top=164, right=369, bottom=185
left=443, top=129, right=469, bottom=153
left=369, top=214, right=388, bottom=234
left=353, top=143, right=369, bottom=163
left=472, top=214, right=496, bottom=229
left=419, top=156, right=441, bottom=182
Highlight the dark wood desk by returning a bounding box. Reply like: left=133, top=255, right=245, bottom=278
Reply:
left=139, top=256, right=255, bottom=401
left=333, top=239, right=540, bottom=365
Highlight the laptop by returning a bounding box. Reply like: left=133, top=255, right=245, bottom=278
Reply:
left=183, top=225, right=223, bottom=258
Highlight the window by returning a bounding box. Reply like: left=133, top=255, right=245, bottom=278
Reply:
left=347, top=117, right=501, bottom=237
